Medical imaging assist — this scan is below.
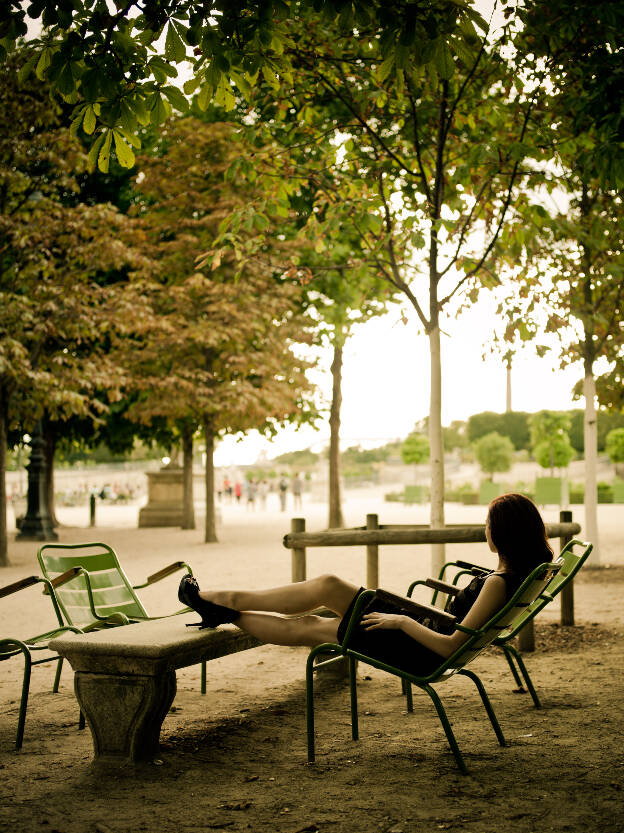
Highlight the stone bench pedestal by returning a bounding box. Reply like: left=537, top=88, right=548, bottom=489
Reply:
left=50, top=615, right=260, bottom=766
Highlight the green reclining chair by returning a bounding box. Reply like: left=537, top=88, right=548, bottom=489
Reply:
left=306, top=558, right=562, bottom=774
left=37, top=542, right=210, bottom=693
left=0, top=575, right=84, bottom=749
left=408, top=539, right=593, bottom=708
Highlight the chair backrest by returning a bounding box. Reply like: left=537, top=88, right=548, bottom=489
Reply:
left=494, top=539, right=592, bottom=643
left=37, top=543, right=148, bottom=629
left=444, top=558, right=563, bottom=672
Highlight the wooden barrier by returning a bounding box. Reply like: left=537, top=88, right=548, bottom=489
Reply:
left=284, top=515, right=582, bottom=648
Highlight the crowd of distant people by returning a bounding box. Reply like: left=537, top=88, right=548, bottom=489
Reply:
left=217, top=473, right=304, bottom=512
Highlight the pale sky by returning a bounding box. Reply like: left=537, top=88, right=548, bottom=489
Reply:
left=214, top=294, right=585, bottom=467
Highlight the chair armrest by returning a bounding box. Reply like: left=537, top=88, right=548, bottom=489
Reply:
left=50, top=567, right=83, bottom=589
left=0, top=575, right=40, bottom=598
left=134, top=561, right=192, bottom=589
left=375, top=589, right=457, bottom=629
left=424, top=578, right=460, bottom=597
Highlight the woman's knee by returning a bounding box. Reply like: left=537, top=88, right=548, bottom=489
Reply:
left=316, top=574, right=358, bottom=613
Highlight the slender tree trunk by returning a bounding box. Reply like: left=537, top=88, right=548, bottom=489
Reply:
left=429, top=323, right=446, bottom=577
left=328, top=340, right=344, bottom=528
left=43, top=420, right=59, bottom=528
left=583, top=371, right=600, bottom=563
left=203, top=417, right=217, bottom=543
left=0, top=390, right=8, bottom=566
left=181, top=424, right=195, bottom=530
left=506, top=359, right=512, bottom=412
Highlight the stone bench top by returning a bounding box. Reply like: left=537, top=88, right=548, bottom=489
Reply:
left=49, top=614, right=261, bottom=676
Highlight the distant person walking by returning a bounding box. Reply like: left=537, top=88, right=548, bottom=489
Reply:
left=258, top=479, right=269, bottom=510
left=278, top=476, right=288, bottom=512
left=234, top=481, right=242, bottom=504
left=246, top=479, right=257, bottom=511
left=292, top=472, right=303, bottom=512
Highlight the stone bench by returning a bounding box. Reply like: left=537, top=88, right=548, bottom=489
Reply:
left=49, top=613, right=260, bottom=766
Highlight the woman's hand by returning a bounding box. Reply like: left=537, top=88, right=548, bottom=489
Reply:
left=361, top=612, right=406, bottom=631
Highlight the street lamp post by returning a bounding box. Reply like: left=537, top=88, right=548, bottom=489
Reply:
left=16, top=421, right=58, bottom=541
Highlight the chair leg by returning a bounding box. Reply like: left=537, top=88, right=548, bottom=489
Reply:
left=78, top=711, right=86, bottom=730
left=504, top=644, right=541, bottom=708
left=16, top=650, right=33, bottom=751
left=52, top=657, right=63, bottom=693
left=349, top=655, right=358, bottom=741
left=421, top=684, right=468, bottom=775
left=458, top=669, right=506, bottom=747
left=305, top=649, right=319, bottom=763
left=500, top=645, right=525, bottom=690
left=201, top=660, right=206, bottom=695
left=405, top=681, right=414, bottom=713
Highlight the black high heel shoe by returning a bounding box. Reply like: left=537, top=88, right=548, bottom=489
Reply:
left=178, top=575, right=239, bottom=629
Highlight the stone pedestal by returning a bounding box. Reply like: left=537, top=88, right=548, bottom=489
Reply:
left=49, top=616, right=261, bottom=766
left=138, top=467, right=184, bottom=527
left=75, top=670, right=176, bottom=764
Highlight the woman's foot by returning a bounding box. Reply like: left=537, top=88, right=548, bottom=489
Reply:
left=178, top=575, right=240, bottom=629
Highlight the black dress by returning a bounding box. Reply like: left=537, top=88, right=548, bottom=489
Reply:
left=336, top=571, right=522, bottom=677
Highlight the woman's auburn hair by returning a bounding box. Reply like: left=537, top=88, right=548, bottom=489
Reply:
left=487, top=492, right=553, bottom=575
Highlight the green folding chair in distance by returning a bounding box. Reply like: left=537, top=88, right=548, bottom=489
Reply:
left=306, top=559, right=561, bottom=774
left=408, top=539, right=593, bottom=708
left=0, top=575, right=84, bottom=749
left=37, top=542, right=210, bottom=693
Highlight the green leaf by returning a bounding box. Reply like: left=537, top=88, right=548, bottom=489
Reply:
left=148, top=92, right=170, bottom=125
left=98, top=130, right=113, bottom=173
left=375, top=53, right=395, bottom=84
left=183, top=75, right=200, bottom=95
left=162, top=85, right=189, bottom=112
left=87, top=132, right=106, bottom=172
left=83, top=104, right=97, bottom=135
left=435, top=42, right=454, bottom=80
left=70, top=106, right=86, bottom=137
left=35, top=47, right=52, bottom=80
left=133, top=96, right=150, bottom=126
left=214, top=77, right=235, bottom=110
left=56, top=62, right=76, bottom=96
left=18, top=51, right=38, bottom=83
left=165, top=20, right=187, bottom=63
left=197, top=83, right=213, bottom=110
left=112, top=129, right=135, bottom=168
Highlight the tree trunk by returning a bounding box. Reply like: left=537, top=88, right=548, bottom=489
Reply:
left=583, top=372, right=600, bottom=563
left=328, top=340, right=344, bottom=528
left=203, top=418, right=217, bottom=543
left=42, top=420, right=59, bottom=527
left=181, top=425, right=195, bottom=530
left=506, top=359, right=512, bottom=412
left=0, top=390, right=8, bottom=567
left=429, top=324, right=446, bottom=576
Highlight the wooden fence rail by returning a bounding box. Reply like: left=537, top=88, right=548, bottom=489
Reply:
left=283, top=512, right=582, bottom=650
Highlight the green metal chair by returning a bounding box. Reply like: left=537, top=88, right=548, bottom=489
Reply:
left=0, top=575, right=84, bottom=749
left=306, top=559, right=561, bottom=774
left=409, top=539, right=593, bottom=708
left=37, top=542, right=210, bottom=693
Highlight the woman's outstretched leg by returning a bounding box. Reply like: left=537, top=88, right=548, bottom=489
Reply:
left=201, top=574, right=359, bottom=617
left=235, top=612, right=340, bottom=647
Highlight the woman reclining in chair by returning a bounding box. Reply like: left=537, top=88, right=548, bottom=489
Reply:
left=178, top=493, right=553, bottom=676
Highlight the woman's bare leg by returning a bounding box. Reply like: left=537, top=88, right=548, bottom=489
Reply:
left=235, top=612, right=340, bottom=647
left=200, top=574, right=359, bottom=617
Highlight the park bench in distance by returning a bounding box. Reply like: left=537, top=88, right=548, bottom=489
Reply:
left=49, top=616, right=260, bottom=765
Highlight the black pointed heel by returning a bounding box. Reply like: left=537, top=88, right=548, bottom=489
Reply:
left=178, top=575, right=239, bottom=629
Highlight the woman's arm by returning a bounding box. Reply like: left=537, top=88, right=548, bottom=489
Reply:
left=361, top=574, right=508, bottom=659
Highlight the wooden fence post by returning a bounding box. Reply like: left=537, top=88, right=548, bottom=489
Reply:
left=366, top=513, right=379, bottom=589
left=291, top=518, right=306, bottom=583
left=560, top=510, right=574, bottom=626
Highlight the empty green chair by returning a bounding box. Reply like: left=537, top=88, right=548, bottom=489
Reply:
left=409, top=539, right=593, bottom=707
left=306, top=559, right=561, bottom=774
left=37, top=542, right=209, bottom=693
left=0, top=575, right=84, bottom=749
